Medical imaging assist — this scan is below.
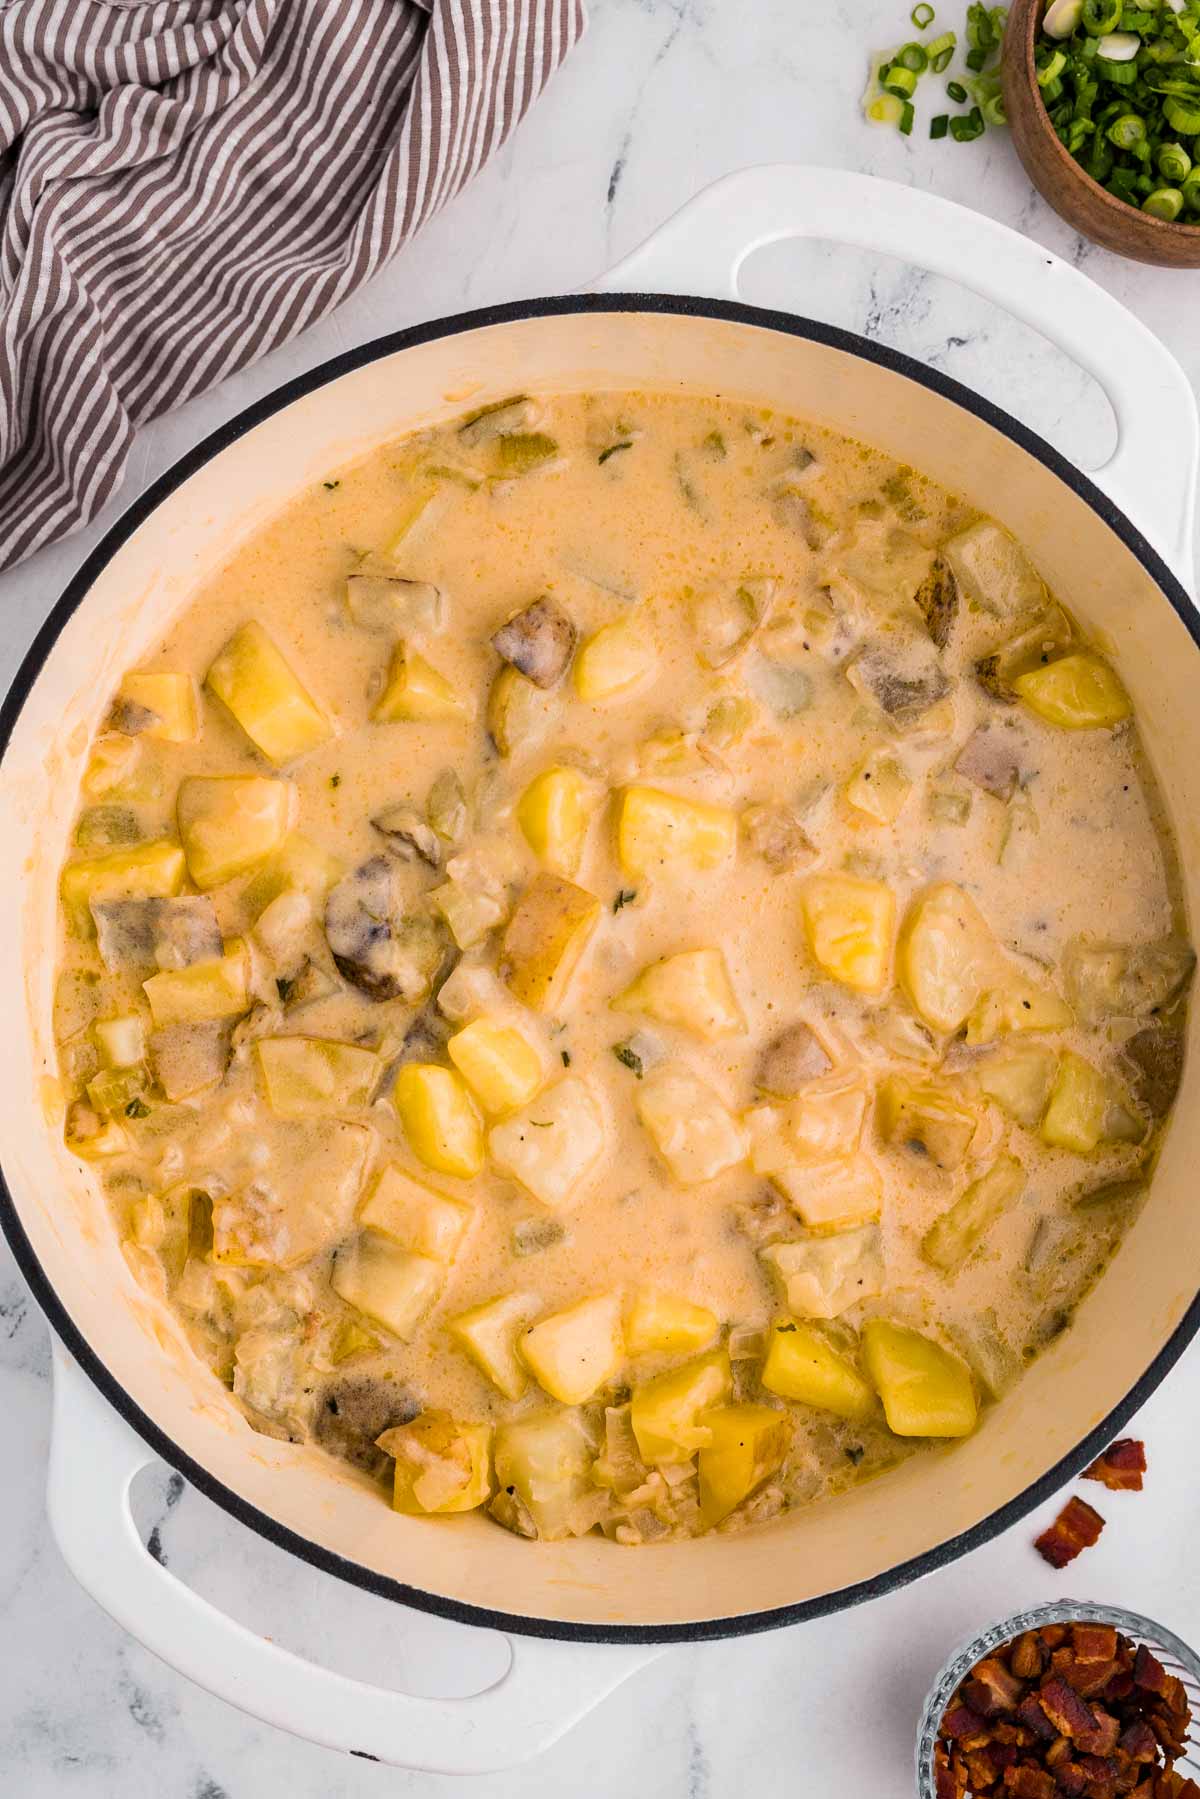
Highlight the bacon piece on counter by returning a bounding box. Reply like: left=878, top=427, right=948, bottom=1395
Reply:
left=1083, top=1438, right=1147, bottom=1493
left=1034, top=1496, right=1105, bottom=1569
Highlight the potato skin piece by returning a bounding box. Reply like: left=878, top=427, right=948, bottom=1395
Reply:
left=491, top=596, right=576, bottom=688
left=914, top=558, right=958, bottom=651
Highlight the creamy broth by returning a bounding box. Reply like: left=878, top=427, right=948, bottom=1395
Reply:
left=52, top=390, right=1192, bottom=1543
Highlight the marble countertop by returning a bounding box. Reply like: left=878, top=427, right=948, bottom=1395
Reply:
left=4, top=2, right=1200, bottom=1793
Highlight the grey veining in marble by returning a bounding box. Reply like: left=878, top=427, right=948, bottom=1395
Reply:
left=3, top=1, right=1200, bottom=1792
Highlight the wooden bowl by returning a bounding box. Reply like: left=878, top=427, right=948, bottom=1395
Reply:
left=1002, top=0, right=1200, bottom=267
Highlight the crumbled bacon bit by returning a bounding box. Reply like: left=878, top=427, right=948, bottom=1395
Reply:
left=1085, top=1439, right=1148, bottom=1493
left=935, top=1620, right=1195, bottom=1796
left=1034, top=1495, right=1106, bottom=1569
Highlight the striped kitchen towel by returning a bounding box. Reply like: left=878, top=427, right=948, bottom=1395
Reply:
left=0, top=0, right=585, bottom=571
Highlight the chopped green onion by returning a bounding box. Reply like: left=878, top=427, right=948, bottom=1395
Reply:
left=1165, top=96, right=1200, bottom=135
left=927, top=28, right=956, bottom=69
left=1158, top=141, right=1192, bottom=183
left=947, top=78, right=968, bottom=101
left=930, top=111, right=950, bottom=137
left=1143, top=186, right=1184, bottom=220
left=1182, top=168, right=1200, bottom=212
left=1038, top=49, right=1068, bottom=85
left=1081, top=0, right=1121, bottom=34
left=900, top=99, right=917, bottom=134
left=883, top=62, right=920, bottom=97
left=868, top=92, right=909, bottom=126
left=982, top=90, right=1007, bottom=124
left=965, top=44, right=987, bottom=69
left=950, top=105, right=986, bottom=140
left=1107, top=111, right=1147, bottom=150
left=895, top=40, right=930, bottom=72
left=912, top=2, right=936, bottom=26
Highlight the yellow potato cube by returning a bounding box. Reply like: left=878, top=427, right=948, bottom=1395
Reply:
left=761, top=1319, right=876, bottom=1422
left=143, top=943, right=248, bottom=1029
left=921, top=1153, right=1026, bottom=1274
left=394, top=1063, right=484, bottom=1179
left=449, top=1291, right=542, bottom=1400
left=897, top=882, right=996, bottom=1032
left=430, top=878, right=508, bottom=952
left=761, top=1225, right=884, bottom=1320
left=492, top=1407, right=594, bottom=1540
left=205, top=621, right=331, bottom=763
left=358, top=1164, right=472, bottom=1262
left=117, top=671, right=198, bottom=743
left=574, top=615, right=658, bottom=701
left=862, top=1320, right=977, bottom=1438
left=92, top=1013, right=145, bottom=1069
left=793, top=1154, right=883, bottom=1232
left=486, top=665, right=558, bottom=756
left=844, top=751, right=912, bottom=825
left=801, top=874, right=895, bottom=994
left=977, top=1042, right=1058, bottom=1127
left=630, top=1347, right=732, bottom=1464
left=330, top=1320, right=379, bottom=1364
left=1040, top=1049, right=1112, bottom=1153
left=877, top=1076, right=979, bottom=1170
left=697, top=1404, right=789, bottom=1528
left=500, top=873, right=601, bottom=1013
left=965, top=976, right=1073, bottom=1045
left=520, top=1292, right=624, bottom=1404
left=615, top=947, right=744, bottom=1042
left=331, top=1231, right=445, bottom=1339
left=616, top=785, right=737, bottom=878
left=637, top=1070, right=748, bottom=1186
left=379, top=1411, right=492, bottom=1514
left=372, top=643, right=468, bottom=723
left=241, top=833, right=343, bottom=917
left=516, top=766, right=598, bottom=876
left=255, top=1036, right=379, bottom=1117
left=65, top=1105, right=129, bottom=1160
left=488, top=1077, right=606, bottom=1210
left=625, top=1291, right=719, bottom=1357
left=1014, top=652, right=1131, bottom=729
left=60, top=839, right=186, bottom=937
left=447, top=1018, right=543, bottom=1115
left=177, top=775, right=293, bottom=890
left=788, top=1075, right=870, bottom=1159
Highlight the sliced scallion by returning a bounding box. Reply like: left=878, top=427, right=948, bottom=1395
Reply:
left=1165, top=95, right=1200, bottom=135
left=1037, top=48, right=1068, bottom=85
left=947, top=78, right=969, bottom=101
left=900, top=98, right=917, bottom=134
left=927, top=28, right=956, bottom=69
left=895, top=40, right=930, bottom=71
left=884, top=62, right=920, bottom=97
left=1143, top=185, right=1184, bottom=220
left=1157, top=140, right=1192, bottom=183
left=950, top=104, right=986, bottom=140
left=930, top=111, right=950, bottom=137
left=912, top=2, right=936, bottom=26
left=1107, top=111, right=1147, bottom=150
left=1081, top=0, right=1121, bottom=33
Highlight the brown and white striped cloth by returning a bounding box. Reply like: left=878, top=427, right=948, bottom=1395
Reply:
left=0, top=0, right=585, bottom=571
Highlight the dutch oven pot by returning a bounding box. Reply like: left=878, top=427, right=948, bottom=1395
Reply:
left=2, top=168, right=1199, bottom=1773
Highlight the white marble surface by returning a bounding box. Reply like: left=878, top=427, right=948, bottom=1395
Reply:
left=4, top=2, right=1200, bottom=1792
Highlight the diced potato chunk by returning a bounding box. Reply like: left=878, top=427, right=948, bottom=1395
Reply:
left=897, top=882, right=995, bottom=1033
left=877, top=1076, right=979, bottom=1170
left=637, top=1069, right=748, bottom=1185
left=574, top=615, right=658, bottom=701
left=212, top=1121, right=370, bottom=1269
left=762, top=1225, right=884, bottom=1319
left=761, top=1319, right=876, bottom=1421
left=177, top=775, right=293, bottom=890
left=117, top=672, right=198, bottom=743
left=488, top=1077, right=606, bottom=1210
left=861, top=1320, right=977, bottom=1438
left=241, top=834, right=343, bottom=917
left=372, top=643, right=469, bottom=723
left=784, top=1152, right=882, bottom=1231
left=976, top=1042, right=1058, bottom=1126
left=330, top=1320, right=379, bottom=1364
left=447, top=1018, right=542, bottom=1115
left=358, top=1164, right=472, bottom=1261
left=379, top=1411, right=492, bottom=1514
left=800, top=874, right=895, bottom=995
left=331, top=1231, right=445, bottom=1339
left=616, top=785, right=737, bottom=878
left=1040, top=1050, right=1113, bottom=1153
left=844, top=751, right=912, bottom=825
left=143, top=942, right=249, bottom=1029
left=625, top=1290, right=719, bottom=1357
left=1013, top=652, right=1131, bottom=730
left=492, top=1407, right=594, bottom=1540
left=487, top=665, right=559, bottom=756
left=516, top=766, right=598, bottom=876
left=65, top=1103, right=129, bottom=1160
left=697, top=1404, right=789, bottom=1527
left=941, top=519, right=1045, bottom=616
left=61, top=840, right=185, bottom=937
left=965, top=976, right=1073, bottom=1045
left=520, top=1293, right=624, bottom=1404
left=789, top=1075, right=870, bottom=1159
left=394, top=1064, right=484, bottom=1179
left=93, top=1014, right=145, bottom=1069
left=431, top=877, right=508, bottom=952
left=449, top=1291, right=542, bottom=1400
left=630, top=1347, right=732, bottom=1463
left=921, top=1153, right=1026, bottom=1274
left=205, top=621, right=331, bottom=763
left=500, top=873, right=601, bottom=1013
left=614, top=947, right=744, bottom=1041
left=255, top=1036, right=378, bottom=1117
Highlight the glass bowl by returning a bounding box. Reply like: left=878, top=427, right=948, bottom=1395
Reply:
left=916, top=1600, right=1200, bottom=1796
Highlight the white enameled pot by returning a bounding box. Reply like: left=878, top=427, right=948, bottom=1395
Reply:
left=2, top=167, right=1199, bottom=1774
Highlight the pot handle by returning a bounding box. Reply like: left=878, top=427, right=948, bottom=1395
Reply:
left=592, top=164, right=1198, bottom=581
left=47, top=1344, right=659, bottom=1773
